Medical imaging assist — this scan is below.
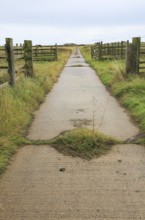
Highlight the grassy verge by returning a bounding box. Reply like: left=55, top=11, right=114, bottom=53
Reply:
left=0, top=48, right=72, bottom=174
left=81, top=46, right=145, bottom=143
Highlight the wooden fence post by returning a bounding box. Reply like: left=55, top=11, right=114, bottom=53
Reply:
left=91, top=46, right=94, bottom=58
left=107, top=43, right=110, bottom=55
left=5, top=38, right=16, bottom=86
left=132, top=37, right=141, bottom=74
left=117, top=42, right=120, bottom=57
left=125, top=43, right=136, bottom=74
left=121, top=41, right=124, bottom=59
left=98, top=42, right=102, bottom=60
left=114, top=42, right=117, bottom=57
left=111, top=43, right=113, bottom=57
left=55, top=43, right=58, bottom=60
left=24, top=40, right=34, bottom=77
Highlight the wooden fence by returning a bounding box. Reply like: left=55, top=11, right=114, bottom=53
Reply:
left=33, top=45, right=57, bottom=61
left=0, top=38, right=58, bottom=87
left=91, top=37, right=145, bottom=74
left=91, top=41, right=128, bottom=60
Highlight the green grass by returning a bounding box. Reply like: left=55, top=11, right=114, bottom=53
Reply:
left=81, top=46, right=145, bottom=137
left=0, top=72, right=9, bottom=84
left=0, top=48, right=72, bottom=174
left=49, top=128, right=119, bottom=160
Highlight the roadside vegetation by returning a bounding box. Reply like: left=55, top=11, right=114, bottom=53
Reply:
left=81, top=46, right=145, bottom=144
left=50, top=128, right=120, bottom=160
left=2, top=44, right=145, bottom=174
left=0, top=48, right=72, bottom=174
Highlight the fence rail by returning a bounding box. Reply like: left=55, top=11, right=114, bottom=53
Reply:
left=91, top=41, right=128, bottom=60
left=33, top=45, right=57, bottom=61
left=0, top=38, right=58, bottom=88
left=91, top=37, right=145, bottom=74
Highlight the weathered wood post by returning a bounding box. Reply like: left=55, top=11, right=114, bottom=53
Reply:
left=121, top=41, right=124, bottom=59
left=107, top=43, right=110, bottom=55
left=114, top=42, right=117, bottom=57
left=117, top=42, right=120, bottom=57
left=91, top=46, right=94, bottom=58
left=35, top=45, right=38, bottom=57
left=113, top=43, right=116, bottom=57
left=5, top=38, right=16, bottom=86
left=125, top=43, right=137, bottom=74
left=98, top=41, right=102, bottom=60
left=91, top=46, right=95, bottom=59
left=55, top=43, right=58, bottom=60
left=110, top=43, right=113, bottom=57
left=132, top=37, right=141, bottom=74
left=19, top=43, right=23, bottom=54
left=24, top=40, right=34, bottom=77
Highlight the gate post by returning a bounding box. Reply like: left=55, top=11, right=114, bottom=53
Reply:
left=132, top=37, right=141, bottom=74
left=24, top=40, right=34, bottom=77
left=98, top=42, right=102, bottom=60
left=125, top=43, right=136, bottom=74
left=5, top=38, right=16, bottom=86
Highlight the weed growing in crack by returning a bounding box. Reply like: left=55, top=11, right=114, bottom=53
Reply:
left=49, top=128, right=120, bottom=160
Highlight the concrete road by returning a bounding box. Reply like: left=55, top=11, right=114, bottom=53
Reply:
left=0, top=49, right=144, bottom=220
left=0, top=144, right=145, bottom=220
left=28, top=48, right=139, bottom=141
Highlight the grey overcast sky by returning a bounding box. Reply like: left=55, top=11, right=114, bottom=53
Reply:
left=0, top=0, right=145, bottom=45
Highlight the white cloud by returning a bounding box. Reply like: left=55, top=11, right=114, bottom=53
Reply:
left=0, top=0, right=145, bottom=44
left=1, top=24, right=145, bottom=46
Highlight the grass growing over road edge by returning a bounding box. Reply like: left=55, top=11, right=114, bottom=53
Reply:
left=22, top=128, right=120, bottom=160
left=50, top=128, right=120, bottom=160
left=0, top=48, right=72, bottom=174
left=81, top=46, right=145, bottom=138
